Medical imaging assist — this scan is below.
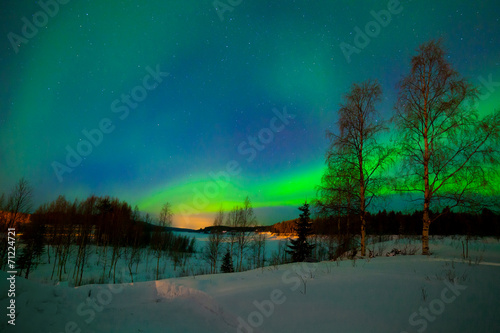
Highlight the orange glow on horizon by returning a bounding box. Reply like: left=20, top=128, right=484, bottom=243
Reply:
left=172, top=213, right=214, bottom=230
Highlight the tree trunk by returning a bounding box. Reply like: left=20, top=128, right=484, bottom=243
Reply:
left=47, top=245, right=51, bottom=264
left=128, top=264, right=134, bottom=283
left=239, top=248, right=243, bottom=272
left=360, top=215, right=366, bottom=257
left=113, top=259, right=118, bottom=284
left=359, top=134, right=366, bottom=257
left=422, top=211, right=430, bottom=255
left=24, top=261, right=31, bottom=279
left=360, top=185, right=366, bottom=257
left=78, top=245, right=86, bottom=286
left=156, top=255, right=160, bottom=280
left=422, top=169, right=431, bottom=255
left=422, top=76, right=431, bottom=256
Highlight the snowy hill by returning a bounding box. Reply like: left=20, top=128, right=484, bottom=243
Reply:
left=1, top=236, right=500, bottom=333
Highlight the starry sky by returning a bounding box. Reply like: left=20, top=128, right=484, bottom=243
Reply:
left=1, top=0, right=499, bottom=228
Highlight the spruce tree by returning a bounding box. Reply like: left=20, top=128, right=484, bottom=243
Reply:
left=220, top=248, right=234, bottom=273
left=286, top=202, right=315, bottom=262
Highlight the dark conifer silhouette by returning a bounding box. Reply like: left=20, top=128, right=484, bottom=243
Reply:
left=286, top=202, right=315, bottom=262
left=220, top=248, right=234, bottom=273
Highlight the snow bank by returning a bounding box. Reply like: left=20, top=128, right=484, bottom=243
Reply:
left=1, top=237, right=499, bottom=332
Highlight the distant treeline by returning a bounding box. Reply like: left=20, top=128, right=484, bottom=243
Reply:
left=200, top=225, right=263, bottom=234
left=8, top=195, right=196, bottom=283
left=19, top=195, right=195, bottom=250
left=268, top=209, right=500, bottom=237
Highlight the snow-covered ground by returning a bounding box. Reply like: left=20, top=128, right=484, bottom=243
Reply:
left=1, top=235, right=499, bottom=332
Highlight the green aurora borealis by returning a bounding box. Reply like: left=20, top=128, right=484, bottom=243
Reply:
left=1, top=1, right=499, bottom=228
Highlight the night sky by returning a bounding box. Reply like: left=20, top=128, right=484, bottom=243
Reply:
left=1, top=1, right=499, bottom=228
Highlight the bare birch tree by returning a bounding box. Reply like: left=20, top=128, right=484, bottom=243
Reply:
left=236, top=196, right=257, bottom=271
left=0, top=178, right=33, bottom=268
left=324, top=79, right=391, bottom=256
left=204, top=207, right=225, bottom=273
left=159, top=203, right=173, bottom=228
left=315, top=155, right=359, bottom=258
left=225, top=206, right=240, bottom=260
left=395, top=39, right=500, bottom=255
